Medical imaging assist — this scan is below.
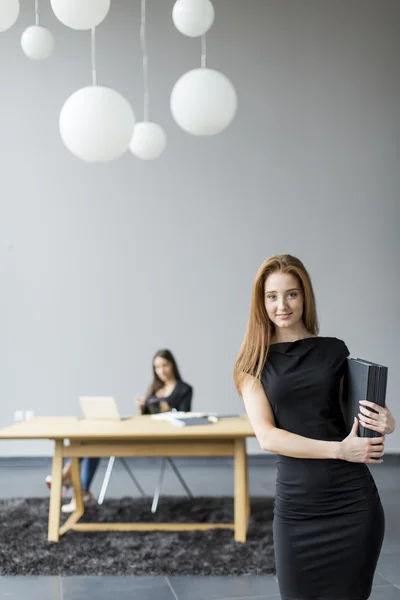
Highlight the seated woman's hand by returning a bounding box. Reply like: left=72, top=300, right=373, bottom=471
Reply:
left=358, top=401, right=396, bottom=435
left=135, top=395, right=146, bottom=411
left=159, top=400, right=170, bottom=413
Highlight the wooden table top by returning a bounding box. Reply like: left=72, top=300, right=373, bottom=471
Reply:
left=0, top=415, right=255, bottom=441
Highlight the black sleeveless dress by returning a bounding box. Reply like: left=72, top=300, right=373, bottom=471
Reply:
left=261, top=336, right=385, bottom=600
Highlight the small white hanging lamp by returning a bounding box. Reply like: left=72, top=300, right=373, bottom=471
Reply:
left=0, top=0, right=20, bottom=32
left=130, top=122, right=166, bottom=161
left=129, top=0, right=166, bottom=161
left=172, top=0, right=214, bottom=38
left=170, top=35, right=237, bottom=136
left=21, top=0, right=55, bottom=61
left=51, top=0, right=110, bottom=31
left=59, top=28, right=135, bottom=163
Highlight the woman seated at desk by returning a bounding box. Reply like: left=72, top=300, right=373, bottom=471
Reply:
left=136, top=348, right=193, bottom=415
left=45, top=349, right=193, bottom=513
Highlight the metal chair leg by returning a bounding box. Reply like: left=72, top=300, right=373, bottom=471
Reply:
left=120, top=457, right=146, bottom=497
left=167, top=458, right=193, bottom=498
left=151, top=457, right=167, bottom=513
left=98, top=456, right=115, bottom=505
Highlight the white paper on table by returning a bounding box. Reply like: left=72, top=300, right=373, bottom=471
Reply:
left=150, top=411, right=208, bottom=424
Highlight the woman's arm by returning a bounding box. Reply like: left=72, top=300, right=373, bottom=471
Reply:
left=135, top=395, right=149, bottom=415
left=242, top=375, right=341, bottom=459
left=163, top=383, right=192, bottom=412
left=155, top=384, right=193, bottom=413
left=174, top=384, right=192, bottom=412
left=242, top=375, right=384, bottom=463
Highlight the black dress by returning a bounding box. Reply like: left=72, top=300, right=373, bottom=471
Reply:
left=142, top=380, right=193, bottom=414
left=261, top=336, right=384, bottom=600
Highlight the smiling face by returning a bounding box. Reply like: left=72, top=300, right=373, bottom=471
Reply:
left=153, top=356, right=174, bottom=383
left=264, top=272, right=305, bottom=333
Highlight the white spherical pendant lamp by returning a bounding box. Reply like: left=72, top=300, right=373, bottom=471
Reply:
left=172, top=0, right=215, bottom=37
left=0, top=0, right=20, bottom=32
left=50, top=0, right=110, bottom=30
left=59, top=86, right=135, bottom=163
left=170, top=68, right=237, bottom=136
left=172, top=0, right=214, bottom=38
left=21, top=25, right=55, bottom=60
left=129, top=122, right=167, bottom=160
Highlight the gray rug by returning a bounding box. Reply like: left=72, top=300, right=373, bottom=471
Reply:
left=0, top=496, right=275, bottom=576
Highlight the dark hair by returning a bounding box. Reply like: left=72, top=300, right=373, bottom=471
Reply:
left=145, top=349, right=183, bottom=399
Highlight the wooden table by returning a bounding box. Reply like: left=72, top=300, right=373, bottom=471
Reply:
left=0, top=415, right=255, bottom=543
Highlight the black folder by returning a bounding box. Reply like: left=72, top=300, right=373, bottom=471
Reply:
left=342, top=358, right=388, bottom=438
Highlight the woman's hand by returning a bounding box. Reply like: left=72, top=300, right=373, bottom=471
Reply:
left=135, top=395, right=146, bottom=413
left=338, top=418, right=385, bottom=463
left=159, top=400, right=170, bottom=413
left=359, top=401, right=396, bottom=435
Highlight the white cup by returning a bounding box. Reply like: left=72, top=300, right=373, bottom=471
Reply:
left=14, top=410, right=24, bottom=422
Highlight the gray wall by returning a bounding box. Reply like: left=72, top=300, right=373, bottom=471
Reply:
left=1, top=0, right=399, bottom=456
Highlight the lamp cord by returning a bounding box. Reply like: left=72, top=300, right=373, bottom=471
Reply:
left=35, top=0, right=39, bottom=26
left=201, top=34, right=207, bottom=68
left=140, top=0, right=149, bottom=121
left=91, top=27, right=97, bottom=86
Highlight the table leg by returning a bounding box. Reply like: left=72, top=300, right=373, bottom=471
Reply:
left=70, top=457, right=83, bottom=512
left=48, top=440, right=63, bottom=542
left=234, top=438, right=248, bottom=543
left=245, top=448, right=250, bottom=520
left=59, top=457, right=84, bottom=537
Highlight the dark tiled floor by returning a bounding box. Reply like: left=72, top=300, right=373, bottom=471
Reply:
left=1, top=575, right=399, bottom=600
left=0, top=457, right=399, bottom=599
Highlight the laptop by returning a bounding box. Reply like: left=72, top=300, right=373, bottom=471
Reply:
left=79, top=396, right=122, bottom=420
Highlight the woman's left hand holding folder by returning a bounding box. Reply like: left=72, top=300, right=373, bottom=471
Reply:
left=358, top=401, right=396, bottom=435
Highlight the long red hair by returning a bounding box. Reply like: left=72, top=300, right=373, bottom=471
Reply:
left=233, top=254, right=319, bottom=395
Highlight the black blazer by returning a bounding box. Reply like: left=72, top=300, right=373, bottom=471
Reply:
left=143, top=381, right=193, bottom=414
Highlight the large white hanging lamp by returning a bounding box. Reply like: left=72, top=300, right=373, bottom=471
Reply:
left=59, top=28, right=135, bottom=162
left=51, top=0, right=110, bottom=31
left=129, top=0, right=166, bottom=161
left=0, top=0, right=20, bottom=32
left=172, top=0, right=214, bottom=38
left=170, top=35, right=237, bottom=136
left=21, top=0, right=55, bottom=61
